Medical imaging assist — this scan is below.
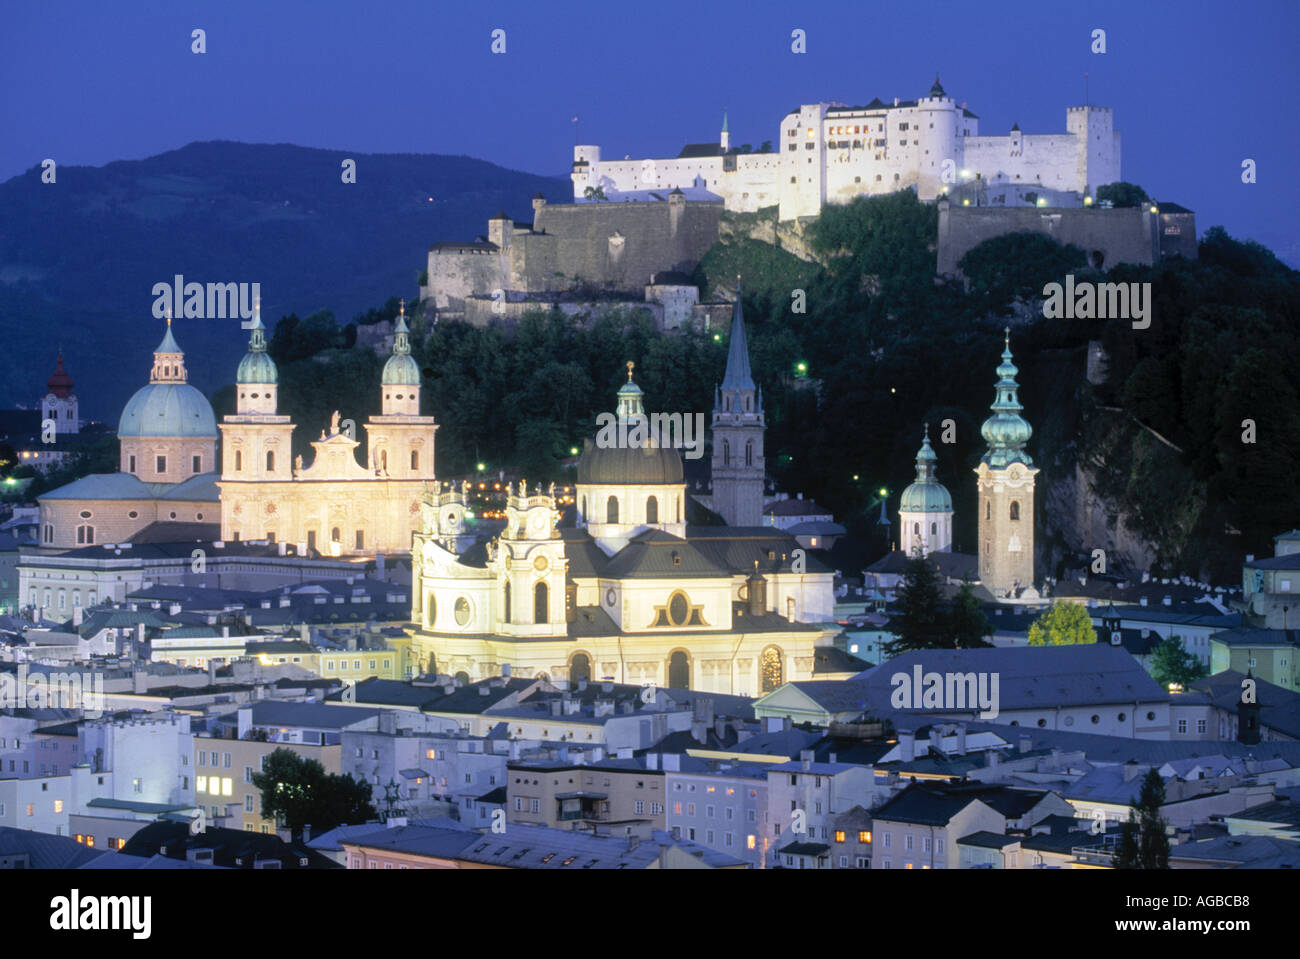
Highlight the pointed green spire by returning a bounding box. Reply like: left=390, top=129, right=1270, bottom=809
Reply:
left=980, top=328, right=1034, bottom=468
left=236, top=297, right=277, bottom=385
left=722, top=110, right=729, bottom=133
left=720, top=276, right=755, bottom=393
left=393, top=298, right=411, bottom=355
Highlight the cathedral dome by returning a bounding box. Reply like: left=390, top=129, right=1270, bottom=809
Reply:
left=577, top=442, right=684, bottom=486
left=382, top=304, right=422, bottom=386
left=118, top=384, right=218, bottom=438
left=382, top=352, right=422, bottom=386
left=236, top=349, right=278, bottom=385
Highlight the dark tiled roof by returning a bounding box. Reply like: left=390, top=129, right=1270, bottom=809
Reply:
left=677, top=143, right=726, bottom=158
left=603, top=530, right=732, bottom=580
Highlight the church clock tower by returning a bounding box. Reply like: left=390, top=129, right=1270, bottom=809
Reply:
left=711, top=279, right=765, bottom=527
left=975, top=329, right=1038, bottom=597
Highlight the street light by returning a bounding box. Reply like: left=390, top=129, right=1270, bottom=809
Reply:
left=476, top=462, right=486, bottom=472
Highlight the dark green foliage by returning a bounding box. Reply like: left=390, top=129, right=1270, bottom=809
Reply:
left=250, top=747, right=377, bottom=840
left=1112, top=769, right=1170, bottom=869
left=1096, top=182, right=1149, bottom=208
left=949, top=580, right=994, bottom=649
left=883, top=554, right=947, bottom=655
left=959, top=232, right=1089, bottom=315
left=1149, top=636, right=1209, bottom=688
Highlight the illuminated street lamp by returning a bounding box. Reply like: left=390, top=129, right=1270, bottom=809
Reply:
left=476, top=462, right=486, bottom=472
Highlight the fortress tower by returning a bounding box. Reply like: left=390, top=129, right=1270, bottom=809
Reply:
left=710, top=280, right=765, bottom=526
left=974, top=330, right=1038, bottom=597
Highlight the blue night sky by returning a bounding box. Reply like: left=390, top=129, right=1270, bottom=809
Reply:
left=4, top=0, right=1298, bottom=264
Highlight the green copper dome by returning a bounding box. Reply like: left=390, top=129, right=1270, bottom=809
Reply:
left=980, top=330, right=1034, bottom=469
left=119, top=384, right=217, bottom=438
left=899, top=426, right=952, bottom=513
left=382, top=306, right=422, bottom=386
left=120, top=320, right=217, bottom=437
left=236, top=304, right=277, bottom=384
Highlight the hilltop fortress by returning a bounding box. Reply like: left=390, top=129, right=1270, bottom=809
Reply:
left=419, top=77, right=1162, bottom=326
left=572, top=76, right=1121, bottom=220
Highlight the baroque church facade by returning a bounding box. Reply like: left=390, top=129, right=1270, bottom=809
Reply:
left=32, top=303, right=437, bottom=559
left=216, top=302, right=437, bottom=554
left=408, top=294, right=839, bottom=694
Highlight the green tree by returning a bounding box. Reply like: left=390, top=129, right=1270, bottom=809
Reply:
left=1149, top=636, right=1208, bottom=689
left=1096, top=181, right=1149, bottom=208
left=884, top=554, right=947, bottom=655
left=1112, top=769, right=1170, bottom=869
left=759, top=140, right=773, bottom=153
left=948, top=580, right=994, bottom=648
left=251, top=747, right=376, bottom=839
left=583, top=186, right=607, bottom=201
left=1026, top=602, right=1097, bottom=645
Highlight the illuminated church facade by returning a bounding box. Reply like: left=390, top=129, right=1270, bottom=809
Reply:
left=408, top=295, right=839, bottom=694
left=216, top=303, right=438, bottom=554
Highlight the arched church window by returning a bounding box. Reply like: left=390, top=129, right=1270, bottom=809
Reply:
left=985, top=500, right=991, bottom=521
left=570, top=652, right=591, bottom=682
left=646, top=496, right=658, bottom=524
left=746, top=395, right=751, bottom=412
left=931, top=522, right=937, bottom=536
left=1009, top=501, right=1020, bottom=521
left=503, top=581, right=511, bottom=624
left=331, top=527, right=341, bottom=543
left=380, top=449, right=388, bottom=471
left=668, top=651, right=690, bottom=690
left=760, top=647, right=784, bottom=693
left=723, top=440, right=730, bottom=466
left=266, top=450, right=274, bottom=472
left=427, top=594, right=436, bottom=626
left=914, top=522, right=920, bottom=537
left=745, top=440, right=753, bottom=466
left=534, top=581, right=548, bottom=624
left=234, top=451, right=241, bottom=472
left=607, top=496, right=619, bottom=524
left=411, top=450, right=419, bottom=470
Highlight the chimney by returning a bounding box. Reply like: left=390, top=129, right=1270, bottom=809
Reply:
left=691, top=720, right=708, bottom=744
left=1122, top=761, right=1143, bottom=782
left=899, top=730, right=915, bottom=762
left=714, top=717, right=727, bottom=741
left=956, top=723, right=967, bottom=756
left=135, top=623, right=145, bottom=646
left=237, top=707, right=252, bottom=740
left=303, top=824, right=312, bottom=843
left=501, top=663, right=511, bottom=679
left=222, top=625, right=229, bottom=638
left=828, top=752, right=838, bottom=765
left=299, top=623, right=309, bottom=642
left=133, top=669, right=147, bottom=694
left=929, top=726, right=943, bottom=756
left=1018, top=734, right=1032, bottom=754
left=208, top=660, right=217, bottom=684
left=646, top=753, right=659, bottom=771
left=73, top=605, right=83, bottom=627
left=662, top=753, right=681, bottom=772
left=532, top=192, right=546, bottom=217
left=377, top=554, right=387, bottom=578
left=800, top=749, right=813, bottom=771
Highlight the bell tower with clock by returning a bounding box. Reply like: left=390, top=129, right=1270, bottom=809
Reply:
left=494, top=480, right=568, bottom=639
left=974, top=330, right=1039, bottom=597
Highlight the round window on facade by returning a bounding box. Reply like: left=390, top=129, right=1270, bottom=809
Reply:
left=79, top=511, right=92, bottom=519
left=1036, top=719, right=1046, bottom=728
left=1118, top=712, right=1126, bottom=722
left=1146, top=712, right=1155, bottom=721
left=1064, top=716, right=1074, bottom=726
left=454, top=596, right=471, bottom=626
left=1091, top=715, right=1100, bottom=724
left=128, top=511, right=138, bottom=519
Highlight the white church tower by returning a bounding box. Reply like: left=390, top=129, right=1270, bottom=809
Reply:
left=899, top=425, right=953, bottom=556
left=41, top=352, right=79, bottom=435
